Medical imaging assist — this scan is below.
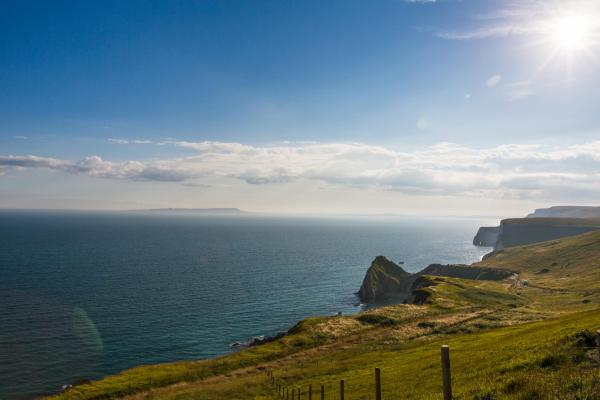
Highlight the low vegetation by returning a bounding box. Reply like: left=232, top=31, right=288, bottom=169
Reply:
left=49, top=232, right=600, bottom=400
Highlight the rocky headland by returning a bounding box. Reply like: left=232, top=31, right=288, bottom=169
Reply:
left=357, top=256, right=513, bottom=303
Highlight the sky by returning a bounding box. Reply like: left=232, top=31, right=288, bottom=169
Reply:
left=1, top=0, right=599, bottom=216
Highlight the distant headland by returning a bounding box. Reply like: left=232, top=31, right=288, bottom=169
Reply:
left=473, top=205, right=600, bottom=251
left=133, top=208, right=250, bottom=214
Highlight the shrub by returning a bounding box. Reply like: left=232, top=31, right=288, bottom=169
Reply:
left=473, top=392, right=496, bottom=400
left=539, top=353, right=567, bottom=369
left=356, top=314, right=397, bottom=326
left=573, top=329, right=597, bottom=348
left=417, top=321, right=437, bottom=329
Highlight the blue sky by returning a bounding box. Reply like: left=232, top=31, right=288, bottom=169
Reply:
left=1, top=0, right=599, bottom=215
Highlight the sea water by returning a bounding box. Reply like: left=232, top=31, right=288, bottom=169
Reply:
left=0, top=211, right=494, bottom=399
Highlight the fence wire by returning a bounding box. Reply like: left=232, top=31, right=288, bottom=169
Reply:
left=265, top=343, right=600, bottom=400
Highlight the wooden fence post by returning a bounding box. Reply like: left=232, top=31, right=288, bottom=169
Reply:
left=340, top=380, right=345, bottom=400
left=597, top=330, right=600, bottom=363
left=298, top=387, right=301, bottom=399
left=375, top=368, right=382, bottom=400
left=441, top=345, right=452, bottom=400
left=286, top=388, right=289, bottom=400
left=292, top=388, right=295, bottom=400
left=309, top=384, right=312, bottom=400
left=321, top=384, right=325, bottom=400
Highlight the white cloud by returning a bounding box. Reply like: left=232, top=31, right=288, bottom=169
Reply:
left=3, top=139, right=600, bottom=202
left=438, top=24, right=533, bottom=40
left=505, top=80, right=535, bottom=100
left=486, top=75, right=502, bottom=87
left=437, top=0, right=600, bottom=40
left=108, top=138, right=153, bottom=145
left=13, top=135, right=28, bottom=140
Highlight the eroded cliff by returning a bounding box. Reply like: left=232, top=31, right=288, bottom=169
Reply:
left=357, top=257, right=513, bottom=303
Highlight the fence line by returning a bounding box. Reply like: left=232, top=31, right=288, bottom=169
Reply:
left=265, top=331, right=600, bottom=400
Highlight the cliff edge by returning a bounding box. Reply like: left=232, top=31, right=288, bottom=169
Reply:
left=527, top=206, right=600, bottom=219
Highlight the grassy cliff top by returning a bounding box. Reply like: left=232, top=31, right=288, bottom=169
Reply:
left=477, top=230, right=600, bottom=290
left=500, top=217, right=600, bottom=226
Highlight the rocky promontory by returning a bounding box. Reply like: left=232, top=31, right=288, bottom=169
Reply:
left=357, top=257, right=513, bottom=303
left=357, top=256, right=412, bottom=302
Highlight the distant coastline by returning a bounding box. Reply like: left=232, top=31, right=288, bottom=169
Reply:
left=133, top=208, right=250, bottom=214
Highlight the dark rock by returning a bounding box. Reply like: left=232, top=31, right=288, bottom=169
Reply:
left=357, top=256, right=413, bottom=302
left=230, top=332, right=286, bottom=349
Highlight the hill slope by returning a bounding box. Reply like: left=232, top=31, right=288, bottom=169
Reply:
left=50, top=232, right=600, bottom=400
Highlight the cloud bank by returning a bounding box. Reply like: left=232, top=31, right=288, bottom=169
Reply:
left=2, top=140, right=600, bottom=202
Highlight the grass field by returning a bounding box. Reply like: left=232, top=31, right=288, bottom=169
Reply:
left=49, top=231, right=600, bottom=400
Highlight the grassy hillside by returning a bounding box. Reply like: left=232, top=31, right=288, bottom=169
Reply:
left=477, top=230, right=600, bottom=291
left=49, top=232, right=600, bottom=400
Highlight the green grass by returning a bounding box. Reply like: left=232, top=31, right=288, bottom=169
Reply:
left=48, top=231, right=600, bottom=400
left=477, top=230, right=600, bottom=292
left=266, top=309, right=600, bottom=400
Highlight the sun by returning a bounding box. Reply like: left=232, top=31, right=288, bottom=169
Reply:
left=547, top=13, right=594, bottom=52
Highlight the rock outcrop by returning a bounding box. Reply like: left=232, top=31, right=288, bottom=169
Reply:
left=357, top=256, right=412, bottom=302
left=357, top=257, right=513, bottom=303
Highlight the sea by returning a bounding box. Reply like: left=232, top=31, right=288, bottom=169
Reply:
left=0, top=211, right=495, bottom=399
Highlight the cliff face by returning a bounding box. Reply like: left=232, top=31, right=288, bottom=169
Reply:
left=527, top=206, right=600, bottom=219
left=473, top=217, right=600, bottom=251
left=357, top=256, right=413, bottom=302
left=358, top=258, right=513, bottom=303
left=419, top=264, right=513, bottom=281
left=473, top=226, right=499, bottom=246
left=494, top=218, right=600, bottom=251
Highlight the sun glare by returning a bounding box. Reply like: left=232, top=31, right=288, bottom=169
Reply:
left=548, top=13, right=593, bottom=52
